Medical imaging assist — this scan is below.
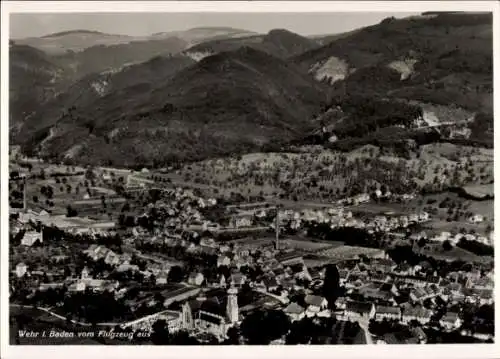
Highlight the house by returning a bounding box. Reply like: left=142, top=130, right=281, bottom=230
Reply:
left=188, top=272, right=205, bottom=286
left=410, top=327, right=427, bottom=344
left=334, top=297, right=347, bottom=310
left=21, top=230, right=43, bottom=246
left=68, top=281, right=86, bottom=292
left=466, top=276, right=493, bottom=291
left=230, top=215, right=253, bottom=228
left=230, top=273, right=246, bottom=288
left=339, top=270, right=350, bottom=285
left=308, top=267, right=322, bottom=281
left=39, top=283, right=64, bottom=291
left=440, top=312, right=462, bottom=331
left=369, top=272, right=390, bottom=283
left=468, top=214, right=484, bottom=223
left=475, top=289, right=494, bottom=306
left=104, top=250, right=121, bottom=266
left=374, top=306, right=401, bottom=321
left=116, top=263, right=139, bottom=272
left=409, top=287, right=439, bottom=303
left=401, top=305, right=432, bottom=325
left=379, top=282, right=400, bottom=297
left=284, top=303, right=306, bottom=321
left=84, top=244, right=108, bottom=261
left=156, top=275, right=168, bottom=285
left=214, top=274, right=227, bottom=288
left=263, top=276, right=279, bottom=292
left=305, top=295, right=328, bottom=312
left=217, top=255, right=231, bottom=267
left=370, top=258, right=396, bottom=273
left=393, top=263, right=413, bottom=276
left=15, top=262, right=28, bottom=278
left=344, top=301, right=375, bottom=321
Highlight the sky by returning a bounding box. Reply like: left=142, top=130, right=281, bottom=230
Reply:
left=10, top=12, right=419, bottom=39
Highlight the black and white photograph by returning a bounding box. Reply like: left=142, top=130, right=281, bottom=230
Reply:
left=1, top=1, right=498, bottom=357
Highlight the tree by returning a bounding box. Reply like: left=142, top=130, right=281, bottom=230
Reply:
left=418, top=237, right=427, bottom=248
left=151, top=319, right=170, bottom=345
left=240, top=309, right=290, bottom=344
left=66, top=205, right=78, bottom=217
left=167, top=266, right=184, bottom=283
left=322, top=264, right=340, bottom=309
left=442, top=240, right=453, bottom=251
left=223, top=326, right=240, bottom=345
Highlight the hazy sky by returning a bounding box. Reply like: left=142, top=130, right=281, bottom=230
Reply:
left=10, top=12, right=419, bottom=38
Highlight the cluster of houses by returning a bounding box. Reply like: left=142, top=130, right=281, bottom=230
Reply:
left=412, top=230, right=494, bottom=247
left=335, top=191, right=415, bottom=207
left=275, top=253, right=493, bottom=338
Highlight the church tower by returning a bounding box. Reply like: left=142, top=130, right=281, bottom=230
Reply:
left=81, top=266, right=90, bottom=280
left=181, top=302, right=193, bottom=330
left=226, top=287, right=239, bottom=324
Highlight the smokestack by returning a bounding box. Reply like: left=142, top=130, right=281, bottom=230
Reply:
left=275, top=207, right=280, bottom=250
left=23, top=176, right=27, bottom=213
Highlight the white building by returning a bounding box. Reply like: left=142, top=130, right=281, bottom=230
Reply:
left=468, top=214, right=484, bottom=224
left=15, top=262, right=28, bottom=278
left=21, top=230, right=43, bottom=246
left=440, top=312, right=462, bottom=331
left=374, top=306, right=401, bottom=321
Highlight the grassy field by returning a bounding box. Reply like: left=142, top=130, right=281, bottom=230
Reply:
left=280, top=238, right=341, bottom=252
left=417, top=243, right=492, bottom=264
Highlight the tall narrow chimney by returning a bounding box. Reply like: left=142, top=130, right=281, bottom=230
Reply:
left=23, top=176, right=27, bottom=213
left=275, top=206, right=280, bottom=251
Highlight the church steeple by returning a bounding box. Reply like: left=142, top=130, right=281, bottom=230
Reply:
left=226, top=286, right=239, bottom=324
left=181, top=302, right=193, bottom=330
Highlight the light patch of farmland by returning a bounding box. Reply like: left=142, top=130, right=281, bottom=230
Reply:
left=91, top=79, right=109, bottom=96
left=310, top=56, right=350, bottom=84
left=184, top=51, right=213, bottom=62
left=64, top=144, right=84, bottom=159
left=387, top=59, right=417, bottom=80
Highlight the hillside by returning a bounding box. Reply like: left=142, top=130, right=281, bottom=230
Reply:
left=295, top=12, right=492, bottom=112
left=16, top=47, right=327, bottom=167
left=13, top=53, right=196, bottom=139
left=9, top=44, right=70, bottom=129
left=185, top=29, right=321, bottom=60
left=50, top=36, right=189, bottom=79
left=293, top=12, right=493, bottom=150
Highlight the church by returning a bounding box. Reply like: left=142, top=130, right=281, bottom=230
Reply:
left=180, top=286, right=240, bottom=339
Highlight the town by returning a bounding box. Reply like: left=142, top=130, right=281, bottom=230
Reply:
left=9, top=155, right=494, bottom=345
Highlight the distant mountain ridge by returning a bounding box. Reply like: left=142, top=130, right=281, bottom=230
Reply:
left=16, top=26, right=258, bottom=55
left=185, top=28, right=321, bottom=60
left=40, top=29, right=113, bottom=38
